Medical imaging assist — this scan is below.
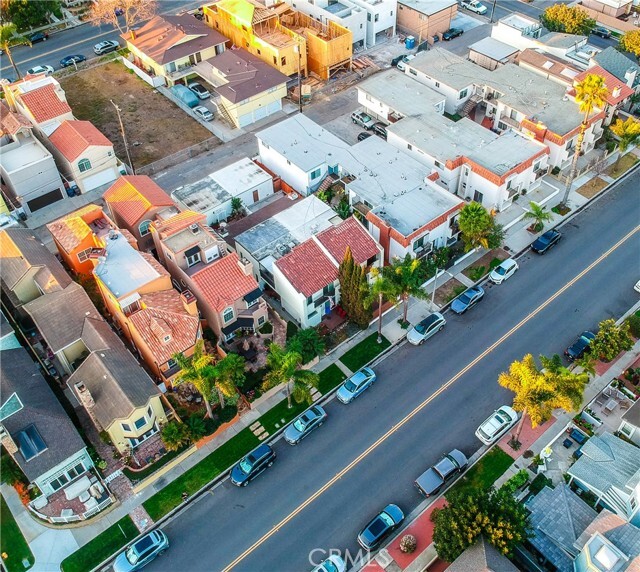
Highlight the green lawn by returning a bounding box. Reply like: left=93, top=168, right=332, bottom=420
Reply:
left=1, top=495, right=34, bottom=572
left=606, top=153, right=639, bottom=178
left=447, top=448, right=514, bottom=498
left=260, top=398, right=308, bottom=434
left=318, top=364, right=346, bottom=394
left=143, top=428, right=260, bottom=520
left=60, top=516, right=137, bottom=572
left=339, top=334, right=391, bottom=372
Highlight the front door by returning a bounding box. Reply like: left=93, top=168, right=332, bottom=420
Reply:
left=324, top=300, right=331, bottom=316
left=253, top=190, right=259, bottom=203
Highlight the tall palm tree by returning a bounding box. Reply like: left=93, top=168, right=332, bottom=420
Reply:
left=498, top=354, right=588, bottom=446
left=367, top=269, right=400, bottom=343
left=262, top=344, right=320, bottom=408
left=212, top=353, right=246, bottom=407
left=522, top=202, right=554, bottom=232
left=1, top=24, right=29, bottom=79
left=609, top=116, right=640, bottom=171
left=562, top=74, right=609, bottom=205
left=390, top=255, right=431, bottom=325
left=173, top=340, right=215, bottom=418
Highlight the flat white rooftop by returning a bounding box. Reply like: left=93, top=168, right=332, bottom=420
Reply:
left=0, top=138, right=51, bottom=172
left=211, top=158, right=272, bottom=198
left=499, top=12, right=540, bottom=30
left=468, top=37, right=519, bottom=62
left=396, top=0, right=456, bottom=16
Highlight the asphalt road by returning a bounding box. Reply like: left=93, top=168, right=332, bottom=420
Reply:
left=0, top=1, right=202, bottom=78
left=145, top=173, right=639, bottom=572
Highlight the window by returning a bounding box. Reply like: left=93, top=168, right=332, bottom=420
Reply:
left=147, top=405, right=153, bottom=418
left=186, top=251, right=201, bottom=267
left=223, top=307, right=234, bottom=323
left=360, top=23, right=363, bottom=28
left=77, top=248, right=92, bottom=262
left=510, top=109, right=518, bottom=120
left=506, top=179, right=513, bottom=190
left=310, top=168, right=321, bottom=180
left=498, top=122, right=507, bottom=131
left=434, top=160, right=444, bottom=170
left=620, top=422, right=634, bottom=437
left=367, top=12, right=371, bottom=21
left=121, top=422, right=131, bottom=432
left=409, top=68, right=417, bottom=76
left=258, top=315, right=265, bottom=325
left=459, top=89, right=468, bottom=99
left=413, top=236, right=425, bottom=252
left=78, top=158, right=91, bottom=173
left=273, top=56, right=277, bottom=65
left=257, top=49, right=261, bottom=55
left=134, top=416, right=147, bottom=430
left=138, top=220, right=152, bottom=236
left=473, top=190, right=484, bottom=203
left=435, top=81, right=440, bottom=88
left=374, top=13, right=379, bottom=21
left=306, top=295, right=313, bottom=306
left=281, top=56, right=286, bottom=66
left=167, top=358, right=177, bottom=369
left=50, top=474, right=69, bottom=491
left=390, top=10, right=393, bottom=15
left=407, top=144, right=413, bottom=151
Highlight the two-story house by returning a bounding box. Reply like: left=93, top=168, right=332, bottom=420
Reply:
left=47, top=120, right=123, bottom=194
left=273, top=217, right=382, bottom=328
left=151, top=212, right=267, bottom=341
left=103, top=175, right=177, bottom=251
left=92, top=229, right=201, bottom=387
left=0, top=102, right=66, bottom=215
left=122, top=14, right=227, bottom=86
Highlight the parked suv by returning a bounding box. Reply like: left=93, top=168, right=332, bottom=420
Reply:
left=230, top=444, right=276, bottom=486
left=351, top=111, right=375, bottom=130
left=94, top=40, right=120, bottom=55
left=113, top=530, right=169, bottom=572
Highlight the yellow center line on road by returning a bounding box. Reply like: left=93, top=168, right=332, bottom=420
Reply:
left=222, top=224, right=639, bottom=572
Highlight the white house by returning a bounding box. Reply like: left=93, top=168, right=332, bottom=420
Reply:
left=48, top=120, right=123, bottom=194
left=350, top=0, right=397, bottom=47
left=490, top=12, right=543, bottom=51
left=273, top=217, right=382, bottom=328
left=172, top=158, right=274, bottom=225
left=0, top=102, right=66, bottom=215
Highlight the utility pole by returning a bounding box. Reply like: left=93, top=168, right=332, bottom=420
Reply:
left=489, top=0, right=498, bottom=23
left=111, top=100, right=135, bottom=175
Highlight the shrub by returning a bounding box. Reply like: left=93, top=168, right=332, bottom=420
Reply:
left=551, top=166, right=561, bottom=176
left=259, top=322, right=273, bottom=334
left=400, top=535, right=417, bottom=554
left=14, top=482, right=30, bottom=505
left=468, top=265, right=486, bottom=282
left=626, top=314, right=640, bottom=338
left=287, top=328, right=325, bottom=363
left=522, top=450, right=534, bottom=459
left=501, top=469, right=530, bottom=494
left=529, top=473, right=553, bottom=495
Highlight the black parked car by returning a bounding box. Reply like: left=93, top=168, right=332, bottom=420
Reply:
left=565, top=331, right=596, bottom=361
left=391, top=54, right=408, bottom=67
left=230, top=444, right=276, bottom=486
left=357, top=504, right=404, bottom=550
left=415, top=449, right=467, bottom=497
left=531, top=229, right=562, bottom=254
left=29, top=31, right=49, bottom=44
left=60, top=54, right=87, bottom=68
left=442, top=28, right=463, bottom=41
left=372, top=122, right=387, bottom=139
left=358, top=131, right=373, bottom=141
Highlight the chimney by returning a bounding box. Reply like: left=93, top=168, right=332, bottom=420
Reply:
left=612, top=86, right=621, bottom=99
left=237, top=257, right=253, bottom=276
left=0, top=425, right=18, bottom=455
left=75, top=381, right=95, bottom=409
left=180, top=289, right=198, bottom=316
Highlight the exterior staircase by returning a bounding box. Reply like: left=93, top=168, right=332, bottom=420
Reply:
left=315, top=173, right=338, bottom=194
left=461, top=93, right=483, bottom=117
left=216, top=100, right=236, bottom=128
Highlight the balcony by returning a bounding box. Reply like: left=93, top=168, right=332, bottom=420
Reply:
left=499, top=113, right=521, bottom=129
left=238, top=298, right=267, bottom=318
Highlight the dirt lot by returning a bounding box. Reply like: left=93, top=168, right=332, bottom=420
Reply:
left=60, top=61, right=216, bottom=167
left=433, top=277, right=465, bottom=307
left=462, top=248, right=509, bottom=282
left=576, top=176, right=608, bottom=199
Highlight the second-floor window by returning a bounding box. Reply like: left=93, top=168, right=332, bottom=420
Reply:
left=459, top=89, right=468, bottom=100
left=223, top=306, right=234, bottom=323
left=413, top=236, right=425, bottom=252
left=139, top=220, right=152, bottom=236
left=310, top=168, right=321, bottom=180
left=77, top=248, right=92, bottom=262
left=134, top=416, right=147, bottom=430
left=78, top=158, right=91, bottom=172
left=186, top=251, right=201, bottom=267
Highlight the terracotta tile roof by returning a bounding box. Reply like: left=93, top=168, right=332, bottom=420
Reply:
left=128, top=300, right=199, bottom=366
left=191, top=252, right=260, bottom=312
left=19, top=83, right=72, bottom=123
left=315, top=217, right=379, bottom=266
left=141, top=290, right=185, bottom=314
left=575, top=66, right=634, bottom=106
left=0, top=102, right=32, bottom=136
left=153, top=210, right=206, bottom=238
left=46, top=205, right=104, bottom=253
left=140, top=251, right=169, bottom=277
left=104, top=176, right=174, bottom=227
left=48, top=120, right=112, bottom=161
left=275, top=239, right=338, bottom=298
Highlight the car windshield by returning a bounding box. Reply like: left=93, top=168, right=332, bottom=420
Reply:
left=344, top=379, right=358, bottom=392
left=538, top=235, right=550, bottom=245
left=458, top=292, right=472, bottom=305
left=496, top=411, right=511, bottom=423
left=478, top=426, right=492, bottom=440
left=125, top=546, right=139, bottom=565
left=322, top=561, right=338, bottom=572
left=380, top=511, right=395, bottom=527
left=495, top=265, right=507, bottom=275
left=239, top=456, right=253, bottom=473
left=293, top=418, right=307, bottom=432
left=362, top=114, right=372, bottom=121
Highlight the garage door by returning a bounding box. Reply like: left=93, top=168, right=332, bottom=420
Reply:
left=238, top=113, right=253, bottom=128
left=26, top=188, right=64, bottom=213
left=253, top=106, right=268, bottom=121
left=266, top=100, right=281, bottom=115
left=82, top=168, right=118, bottom=192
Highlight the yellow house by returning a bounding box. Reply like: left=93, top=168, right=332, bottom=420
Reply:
left=122, top=14, right=228, bottom=85
left=203, top=0, right=352, bottom=79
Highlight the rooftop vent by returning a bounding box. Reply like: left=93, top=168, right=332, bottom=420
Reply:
left=190, top=224, right=200, bottom=234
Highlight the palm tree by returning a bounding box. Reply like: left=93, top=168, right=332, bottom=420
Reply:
left=172, top=340, right=216, bottom=418
left=161, top=421, right=192, bottom=452
left=262, top=344, right=320, bottom=408
left=522, top=202, right=554, bottom=232
left=367, top=269, right=400, bottom=343
left=498, top=354, right=588, bottom=446
left=609, top=117, right=640, bottom=171
left=562, top=74, right=609, bottom=205
left=212, top=353, right=246, bottom=407
left=1, top=24, right=29, bottom=79
left=389, top=255, right=431, bottom=325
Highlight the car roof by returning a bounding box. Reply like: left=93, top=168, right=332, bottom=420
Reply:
left=500, top=258, right=517, bottom=268
left=420, top=313, right=442, bottom=327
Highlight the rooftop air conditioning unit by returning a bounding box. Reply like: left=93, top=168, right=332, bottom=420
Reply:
left=190, top=224, right=200, bottom=234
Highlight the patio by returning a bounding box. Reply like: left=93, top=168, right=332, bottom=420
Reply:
left=128, top=433, right=167, bottom=469
left=318, top=307, right=347, bottom=333
left=585, top=383, right=634, bottom=434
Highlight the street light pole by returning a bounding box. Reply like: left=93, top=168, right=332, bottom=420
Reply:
left=489, top=0, right=498, bottom=23
left=110, top=100, right=135, bottom=175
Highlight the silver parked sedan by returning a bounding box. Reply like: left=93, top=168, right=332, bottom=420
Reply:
left=283, top=405, right=327, bottom=445
left=336, top=367, right=376, bottom=403
left=406, top=312, right=446, bottom=345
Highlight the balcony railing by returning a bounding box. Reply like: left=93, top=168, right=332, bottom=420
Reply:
left=238, top=299, right=267, bottom=317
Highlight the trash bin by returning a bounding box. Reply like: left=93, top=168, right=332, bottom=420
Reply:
left=405, top=35, right=415, bottom=49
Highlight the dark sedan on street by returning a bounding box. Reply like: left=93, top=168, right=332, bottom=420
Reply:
left=357, top=504, right=404, bottom=550
left=565, top=331, right=596, bottom=361
left=592, top=26, right=612, bottom=39
left=415, top=449, right=467, bottom=497
left=230, top=444, right=276, bottom=486
left=284, top=406, right=327, bottom=444
left=28, top=31, right=48, bottom=44
left=442, top=28, right=463, bottom=41
left=531, top=229, right=562, bottom=254
left=451, top=286, right=484, bottom=314
left=60, top=54, right=87, bottom=68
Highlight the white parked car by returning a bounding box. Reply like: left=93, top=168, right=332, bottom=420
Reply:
left=635, top=279, right=640, bottom=293
left=312, top=555, right=346, bottom=572
left=475, top=405, right=518, bottom=445
left=93, top=40, right=120, bottom=55
left=26, top=65, right=54, bottom=76
left=194, top=106, right=214, bottom=122
left=489, top=258, right=518, bottom=284
left=460, top=0, right=487, bottom=14
left=396, top=54, right=415, bottom=71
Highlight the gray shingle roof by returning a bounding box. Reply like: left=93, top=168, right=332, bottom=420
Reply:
left=568, top=433, right=640, bottom=496
left=447, top=536, right=519, bottom=571
left=593, top=47, right=640, bottom=87
left=575, top=510, right=640, bottom=559
left=526, top=484, right=597, bottom=572
left=0, top=228, right=71, bottom=292
left=621, top=398, right=640, bottom=431
left=23, top=282, right=101, bottom=354
left=1, top=346, right=86, bottom=482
